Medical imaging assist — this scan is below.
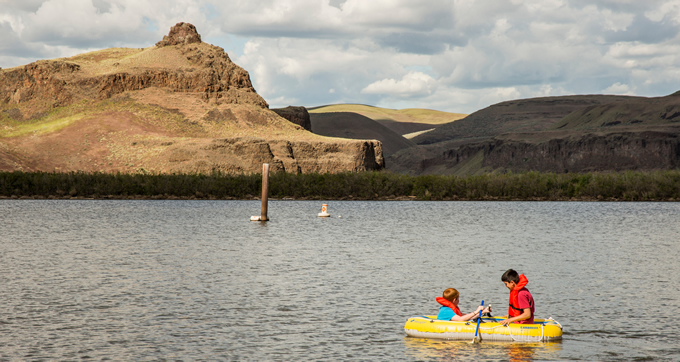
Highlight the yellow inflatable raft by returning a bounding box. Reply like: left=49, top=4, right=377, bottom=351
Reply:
left=404, top=316, right=563, bottom=342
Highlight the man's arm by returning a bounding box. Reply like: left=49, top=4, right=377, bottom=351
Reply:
left=498, top=308, right=531, bottom=325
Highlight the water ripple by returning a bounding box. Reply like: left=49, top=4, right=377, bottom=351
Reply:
left=1, top=200, right=679, bottom=360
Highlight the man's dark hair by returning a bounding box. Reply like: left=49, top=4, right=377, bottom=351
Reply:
left=501, top=269, right=520, bottom=283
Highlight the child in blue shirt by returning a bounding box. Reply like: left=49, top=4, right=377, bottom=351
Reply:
left=436, top=288, right=490, bottom=321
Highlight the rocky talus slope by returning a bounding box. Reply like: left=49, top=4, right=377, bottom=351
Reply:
left=0, top=22, right=384, bottom=174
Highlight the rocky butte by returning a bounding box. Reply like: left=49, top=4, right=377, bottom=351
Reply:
left=0, top=22, right=384, bottom=174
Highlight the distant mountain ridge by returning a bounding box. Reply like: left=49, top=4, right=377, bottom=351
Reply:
left=309, top=112, right=416, bottom=156
left=412, top=95, right=638, bottom=145
left=307, top=104, right=467, bottom=159
left=552, top=92, right=680, bottom=130
left=309, top=104, right=466, bottom=137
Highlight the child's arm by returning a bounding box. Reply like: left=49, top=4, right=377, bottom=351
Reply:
left=498, top=308, right=531, bottom=325
left=450, top=305, right=485, bottom=321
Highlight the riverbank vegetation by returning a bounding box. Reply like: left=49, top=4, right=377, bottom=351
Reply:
left=0, top=170, right=679, bottom=201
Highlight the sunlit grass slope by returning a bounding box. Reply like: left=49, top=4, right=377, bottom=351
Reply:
left=58, top=45, right=203, bottom=77
left=309, top=104, right=466, bottom=125
left=0, top=97, right=321, bottom=141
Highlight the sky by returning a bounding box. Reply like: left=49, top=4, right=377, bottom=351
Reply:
left=1, top=0, right=680, bottom=114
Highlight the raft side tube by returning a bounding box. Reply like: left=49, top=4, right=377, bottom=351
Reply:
left=404, top=316, right=563, bottom=342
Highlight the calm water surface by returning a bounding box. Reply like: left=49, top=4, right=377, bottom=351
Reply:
left=1, top=200, right=679, bottom=361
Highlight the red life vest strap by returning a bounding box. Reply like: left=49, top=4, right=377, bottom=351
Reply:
left=436, top=296, right=463, bottom=316
left=508, top=274, right=528, bottom=318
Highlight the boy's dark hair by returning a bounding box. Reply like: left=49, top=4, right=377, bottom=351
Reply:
left=501, top=269, right=520, bottom=283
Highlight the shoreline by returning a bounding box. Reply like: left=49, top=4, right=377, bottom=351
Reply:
left=0, top=195, right=676, bottom=202
left=2, top=170, right=679, bottom=202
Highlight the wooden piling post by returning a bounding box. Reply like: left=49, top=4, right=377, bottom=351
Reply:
left=260, top=163, right=269, bottom=221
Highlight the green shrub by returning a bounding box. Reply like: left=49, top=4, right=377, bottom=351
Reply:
left=0, top=170, right=678, bottom=200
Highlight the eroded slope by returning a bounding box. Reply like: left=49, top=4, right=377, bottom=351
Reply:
left=0, top=23, right=384, bottom=174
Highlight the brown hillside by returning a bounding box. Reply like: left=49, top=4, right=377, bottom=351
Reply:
left=412, top=95, right=638, bottom=145
left=552, top=92, right=680, bottom=130
left=390, top=93, right=680, bottom=175
left=0, top=23, right=384, bottom=174
left=310, top=112, right=416, bottom=156
left=309, top=104, right=466, bottom=137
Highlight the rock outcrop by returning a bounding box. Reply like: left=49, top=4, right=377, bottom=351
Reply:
left=0, top=23, right=385, bottom=175
left=156, top=22, right=202, bottom=47
left=271, top=106, right=312, bottom=131
left=487, top=131, right=680, bottom=172
left=0, top=22, right=267, bottom=110
left=417, top=130, right=680, bottom=174
left=0, top=61, right=80, bottom=108
left=155, top=138, right=384, bottom=174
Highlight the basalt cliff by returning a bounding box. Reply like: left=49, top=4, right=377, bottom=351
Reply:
left=0, top=23, right=384, bottom=174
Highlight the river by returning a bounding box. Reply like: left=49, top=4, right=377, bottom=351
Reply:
left=1, top=200, right=679, bottom=360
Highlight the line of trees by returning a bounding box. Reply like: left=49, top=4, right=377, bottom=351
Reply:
left=0, top=170, right=679, bottom=201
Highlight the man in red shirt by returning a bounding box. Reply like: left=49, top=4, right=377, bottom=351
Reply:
left=499, top=269, right=535, bottom=325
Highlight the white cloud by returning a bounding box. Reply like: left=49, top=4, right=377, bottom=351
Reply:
left=341, top=0, right=454, bottom=29
left=361, top=72, right=437, bottom=97
left=603, top=82, right=636, bottom=95
left=0, top=12, right=25, bottom=35
left=1, top=0, right=680, bottom=113
left=600, top=8, right=635, bottom=32
left=644, top=0, right=680, bottom=23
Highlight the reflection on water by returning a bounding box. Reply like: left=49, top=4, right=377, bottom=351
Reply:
left=1, top=200, right=679, bottom=360
left=403, top=338, right=562, bottom=361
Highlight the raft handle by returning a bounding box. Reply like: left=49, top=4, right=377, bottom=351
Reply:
left=548, top=317, right=563, bottom=330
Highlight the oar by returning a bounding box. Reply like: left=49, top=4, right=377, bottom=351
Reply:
left=470, top=300, right=484, bottom=344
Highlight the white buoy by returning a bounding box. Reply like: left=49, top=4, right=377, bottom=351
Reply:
left=318, top=203, right=330, bottom=217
